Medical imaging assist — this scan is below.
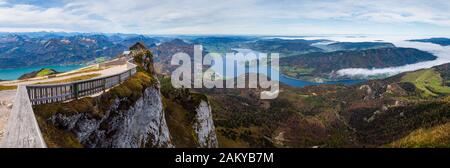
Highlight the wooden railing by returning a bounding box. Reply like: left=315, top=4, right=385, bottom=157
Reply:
left=26, top=61, right=137, bottom=105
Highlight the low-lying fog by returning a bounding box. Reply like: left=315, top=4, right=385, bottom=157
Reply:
left=301, top=35, right=450, bottom=78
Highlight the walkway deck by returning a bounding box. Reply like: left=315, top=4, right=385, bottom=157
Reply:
left=0, top=55, right=137, bottom=148
left=0, top=90, right=16, bottom=143
left=0, top=64, right=129, bottom=86
left=0, top=86, right=46, bottom=148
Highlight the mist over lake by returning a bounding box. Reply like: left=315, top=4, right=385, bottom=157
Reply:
left=299, top=35, right=450, bottom=78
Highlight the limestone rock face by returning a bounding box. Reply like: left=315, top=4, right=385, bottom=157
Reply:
left=39, top=47, right=219, bottom=148
left=49, top=83, right=173, bottom=148
left=193, top=100, right=218, bottom=148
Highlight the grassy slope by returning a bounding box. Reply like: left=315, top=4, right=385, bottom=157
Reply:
left=0, top=85, right=17, bottom=91
left=281, top=66, right=314, bottom=78
left=386, top=97, right=450, bottom=148
left=159, top=76, right=214, bottom=147
left=36, top=115, right=84, bottom=148
left=162, top=97, right=198, bottom=147
left=36, top=68, right=57, bottom=77
left=401, top=69, right=450, bottom=97
left=388, top=121, right=450, bottom=148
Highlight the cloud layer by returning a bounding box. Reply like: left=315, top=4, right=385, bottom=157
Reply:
left=1, top=0, right=450, bottom=35
left=334, top=36, right=450, bottom=77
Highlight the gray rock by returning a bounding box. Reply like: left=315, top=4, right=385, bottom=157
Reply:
left=49, top=81, right=173, bottom=148
left=193, top=100, right=218, bottom=148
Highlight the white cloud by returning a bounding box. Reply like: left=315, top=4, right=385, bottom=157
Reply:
left=334, top=36, right=450, bottom=77
left=0, top=2, right=111, bottom=32
left=0, top=0, right=450, bottom=34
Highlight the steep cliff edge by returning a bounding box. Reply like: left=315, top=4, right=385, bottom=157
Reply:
left=193, top=100, right=218, bottom=148
left=160, top=77, right=218, bottom=148
left=51, top=82, right=171, bottom=148
left=34, top=72, right=174, bottom=148
left=34, top=46, right=218, bottom=148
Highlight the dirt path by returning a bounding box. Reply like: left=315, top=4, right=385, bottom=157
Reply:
left=0, top=90, right=17, bottom=142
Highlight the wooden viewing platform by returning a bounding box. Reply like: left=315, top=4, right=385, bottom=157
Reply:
left=0, top=57, right=137, bottom=148
left=27, top=61, right=137, bottom=105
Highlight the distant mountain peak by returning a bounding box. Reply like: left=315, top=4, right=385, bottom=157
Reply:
left=169, top=39, right=189, bottom=45
left=130, top=42, right=148, bottom=51
left=409, top=37, right=450, bottom=46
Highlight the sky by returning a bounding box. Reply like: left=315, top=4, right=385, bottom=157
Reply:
left=1, top=0, right=450, bottom=35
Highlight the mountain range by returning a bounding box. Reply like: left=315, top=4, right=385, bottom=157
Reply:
left=281, top=47, right=436, bottom=80
left=8, top=38, right=450, bottom=148
left=0, top=34, right=159, bottom=68
left=409, top=38, right=450, bottom=46
left=0, top=34, right=443, bottom=84
left=146, top=37, right=439, bottom=81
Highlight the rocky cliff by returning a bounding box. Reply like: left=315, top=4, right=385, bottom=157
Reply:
left=34, top=71, right=173, bottom=148
left=34, top=47, right=218, bottom=148
left=158, top=76, right=218, bottom=148
left=193, top=100, right=218, bottom=148
left=45, top=82, right=173, bottom=148
left=135, top=47, right=218, bottom=148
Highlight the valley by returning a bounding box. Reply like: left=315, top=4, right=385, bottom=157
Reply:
left=280, top=47, right=436, bottom=80
left=203, top=63, right=450, bottom=147
left=1, top=34, right=450, bottom=148
left=2, top=0, right=450, bottom=166
left=1, top=34, right=445, bottom=84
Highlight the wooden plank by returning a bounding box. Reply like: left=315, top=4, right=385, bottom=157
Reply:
left=0, top=86, right=47, bottom=148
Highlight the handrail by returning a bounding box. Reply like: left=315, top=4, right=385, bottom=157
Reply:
left=26, top=58, right=137, bottom=105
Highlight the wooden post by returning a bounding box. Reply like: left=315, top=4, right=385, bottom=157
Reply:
left=102, top=78, right=106, bottom=93
left=73, top=83, right=79, bottom=100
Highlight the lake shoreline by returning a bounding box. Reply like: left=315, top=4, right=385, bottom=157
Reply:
left=0, top=64, right=85, bottom=81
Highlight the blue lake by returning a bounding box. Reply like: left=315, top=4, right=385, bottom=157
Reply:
left=211, top=48, right=364, bottom=88
left=278, top=73, right=364, bottom=87
left=0, top=65, right=85, bottom=80
left=213, top=61, right=363, bottom=88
